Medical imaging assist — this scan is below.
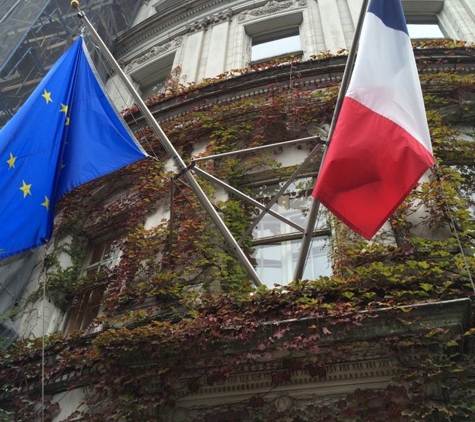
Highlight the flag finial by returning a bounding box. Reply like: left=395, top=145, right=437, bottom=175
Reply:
left=71, top=0, right=80, bottom=9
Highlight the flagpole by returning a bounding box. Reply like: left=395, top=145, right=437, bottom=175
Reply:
left=72, top=1, right=264, bottom=287
left=293, top=0, right=370, bottom=282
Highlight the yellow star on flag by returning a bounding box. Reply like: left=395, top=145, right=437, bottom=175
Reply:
left=65, top=117, right=70, bottom=126
left=41, top=196, right=50, bottom=211
left=7, top=152, right=17, bottom=169
left=42, top=89, right=53, bottom=104
left=60, top=103, right=68, bottom=114
left=20, top=180, right=32, bottom=198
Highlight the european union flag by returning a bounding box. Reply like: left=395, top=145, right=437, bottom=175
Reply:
left=0, top=37, right=148, bottom=259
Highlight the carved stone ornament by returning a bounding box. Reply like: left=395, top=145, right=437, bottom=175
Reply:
left=166, top=393, right=345, bottom=421
left=126, top=37, right=183, bottom=72
left=186, top=8, right=233, bottom=33
left=238, top=0, right=307, bottom=22
left=171, top=407, right=189, bottom=422
left=274, top=394, right=293, bottom=412
left=164, top=355, right=395, bottom=408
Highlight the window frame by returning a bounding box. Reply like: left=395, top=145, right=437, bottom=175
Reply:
left=248, top=176, right=331, bottom=288
left=130, top=52, right=176, bottom=100
left=245, top=12, right=304, bottom=64
left=64, top=237, right=122, bottom=334
left=402, top=0, right=446, bottom=39
left=191, top=136, right=329, bottom=288
left=406, top=15, right=445, bottom=39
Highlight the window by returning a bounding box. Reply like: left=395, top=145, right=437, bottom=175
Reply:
left=251, top=178, right=331, bottom=288
left=406, top=14, right=445, bottom=39
left=131, top=53, right=175, bottom=100
left=251, top=27, right=301, bottom=62
left=65, top=238, right=121, bottom=333
left=245, top=12, right=303, bottom=64
left=451, top=127, right=475, bottom=216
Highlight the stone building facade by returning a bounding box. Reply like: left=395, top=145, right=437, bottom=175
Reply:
left=1, top=0, right=475, bottom=421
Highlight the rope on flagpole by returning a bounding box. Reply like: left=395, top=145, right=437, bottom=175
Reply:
left=41, top=280, right=46, bottom=422
left=41, top=252, right=46, bottom=422
left=433, top=165, right=475, bottom=294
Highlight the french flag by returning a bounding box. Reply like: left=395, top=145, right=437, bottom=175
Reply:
left=312, top=0, right=434, bottom=240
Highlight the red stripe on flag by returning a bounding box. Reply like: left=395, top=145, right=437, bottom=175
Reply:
left=313, top=97, right=434, bottom=239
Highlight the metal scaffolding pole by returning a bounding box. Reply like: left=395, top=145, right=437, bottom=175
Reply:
left=73, top=1, right=264, bottom=287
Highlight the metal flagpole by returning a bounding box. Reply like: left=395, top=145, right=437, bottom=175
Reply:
left=293, top=0, right=370, bottom=281
left=72, top=1, right=264, bottom=287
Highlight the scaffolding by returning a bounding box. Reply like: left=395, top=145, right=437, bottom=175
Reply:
left=0, top=0, right=141, bottom=127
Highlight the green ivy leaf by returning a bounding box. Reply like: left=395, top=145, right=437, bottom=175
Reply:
left=342, top=291, right=355, bottom=299
left=420, top=283, right=433, bottom=292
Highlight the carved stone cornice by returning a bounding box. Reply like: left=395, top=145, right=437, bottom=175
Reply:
left=238, top=0, right=307, bottom=22
left=115, top=0, right=308, bottom=59
left=126, top=37, right=183, bottom=72
left=116, top=0, right=236, bottom=58
left=173, top=356, right=396, bottom=406
left=145, top=353, right=396, bottom=420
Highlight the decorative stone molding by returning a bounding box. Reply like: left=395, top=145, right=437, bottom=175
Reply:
left=185, top=19, right=209, bottom=33
left=185, top=8, right=233, bottom=33
left=166, top=392, right=346, bottom=422
left=116, top=0, right=309, bottom=57
left=167, top=356, right=396, bottom=407
left=147, top=351, right=395, bottom=420
left=210, top=8, right=233, bottom=25
left=126, top=37, right=183, bottom=72
left=238, top=0, right=307, bottom=22
left=154, top=0, right=226, bottom=15
left=136, top=299, right=471, bottom=421
left=274, top=394, right=293, bottom=411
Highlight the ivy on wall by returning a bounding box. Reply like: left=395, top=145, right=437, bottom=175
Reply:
left=0, top=42, right=475, bottom=421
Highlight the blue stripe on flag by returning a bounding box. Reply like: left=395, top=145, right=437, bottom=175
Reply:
left=368, top=0, right=408, bottom=35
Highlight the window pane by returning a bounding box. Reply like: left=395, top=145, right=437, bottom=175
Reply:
left=255, top=237, right=331, bottom=288
left=81, top=288, right=104, bottom=329
left=142, top=77, right=167, bottom=99
left=66, top=287, right=105, bottom=333
left=253, top=177, right=326, bottom=239
left=253, top=27, right=299, bottom=45
left=84, top=238, right=121, bottom=274
left=251, top=178, right=330, bottom=287
left=66, top=238, right=119, bottom=333
left=408, top=24, right=444, bottom=38
left=89, top=242, right=106, bottom=265
left=251, top=28, right=301, bottom=62
left=296, top=237, right=331, bottom=281
left=254, top=243, right=284, bottom=286
left=67, top=310, right=83, bottom=333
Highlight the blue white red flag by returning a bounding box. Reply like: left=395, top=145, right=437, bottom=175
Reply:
left=0, top=37, right=148, bottom=259
left=312, top=0, right=434, bottom=239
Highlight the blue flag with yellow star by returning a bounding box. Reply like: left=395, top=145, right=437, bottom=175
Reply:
left=0, top=37, right=148, bottom=259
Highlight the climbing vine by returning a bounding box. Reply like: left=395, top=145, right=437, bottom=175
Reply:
left=1, top=43, right=475, bottom=421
